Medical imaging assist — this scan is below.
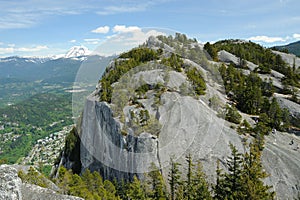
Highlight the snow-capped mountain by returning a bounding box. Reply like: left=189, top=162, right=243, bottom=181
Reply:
left=0, top=45, right=93, bottom=63
left=65, top=46, right=91, bottom=58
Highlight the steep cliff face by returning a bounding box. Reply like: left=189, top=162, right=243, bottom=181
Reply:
left=80, top=93, right=159, bottom=181
left=67, top=36, right=300, bottom=199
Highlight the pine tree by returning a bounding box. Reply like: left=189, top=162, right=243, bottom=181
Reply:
left=213, top=144, right=244, bottom=199
left=191, top=161, right=212, bottom=200
left=168, top=157, right=182, bottom=200
left=241, top=140, right=275, bottom=200
left=56, top=167, right=73, bottom=194
left=224, top=143, right=244, bottom=199
left=147, top=163, right=167, bottom=200
left=127, top=176, right=146, bottom=200
left=214, top=142, right=275, bottom=200
left=204, top=42, right=218, bottom=61
left=268, top=98, right=283, bottom=130
left=69, top=174, right=89, bottom=198
left=115, top=179, right=128, bottom=200
left=185, top=154, right=194, bottom=200
left=213, top=160, right=226, bottom=200
left=104, top=180, right=118, bottom=200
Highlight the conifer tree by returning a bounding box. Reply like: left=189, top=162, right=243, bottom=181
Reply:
left=213, top=160, right=226, bottom=200
left=147, top=163, right=167, bottom=200
left=56, top=167, right=73, bottom=194
left=213, top=142, right=275, bottom=200
left=191, top=161, right=212, bottom=200
left=241, top=140, right=275, bottom=200
left=127, top=175, right=146, bottom=200
left=185, top=154, right=194, bottom=200
left=168, top=157, right=182, bottom=200
left=224, top=143, right=244, bottom=199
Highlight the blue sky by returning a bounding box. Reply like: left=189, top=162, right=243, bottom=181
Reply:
left=0, top=0, right=299, bottom=57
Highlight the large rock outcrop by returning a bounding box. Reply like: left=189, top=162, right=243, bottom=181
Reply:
left=65, top=37, right=300, bottom=199
left=0, top=165, right=22, bottom=200
left=0, top=165, right=83, bottom=200
left=80, top=94, right=159, bottom=181
left=76, top=61, right=300, bottom=199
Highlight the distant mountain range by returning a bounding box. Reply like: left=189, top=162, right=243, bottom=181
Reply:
left=0, top=46, right=114, bottom=83
left=272, top=40, right=300, bottom=57
left=0, top=45, right=96, bottom=63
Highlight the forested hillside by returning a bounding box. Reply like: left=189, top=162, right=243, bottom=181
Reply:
left=0, top=93, right=72, bottom=163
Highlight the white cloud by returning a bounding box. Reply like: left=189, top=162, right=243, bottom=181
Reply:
left=96, top=0, right=172, bottom=15
left=0, top=0, right=100, bottom=29
left=69, top=39, right=77, bottom=43
left=16, top=45, right=48, bottom=52
left=293, top=33, right=300, bottom=39
left=0, top=47, right=14, bottom=54
left=113, top=25, right=141, bottom=33
left=97, top=4, right=147, bottom=15
left=247, top=35, right=286, bottom=43
left=0, top=0, right=172, bottom=29
left=0, top=44, right=48, bottom=54
left=94, top=26, right=167, bottom=56
left=91, top=26, right=110, bottom=34
left=84, top=38, right=101, bottom=45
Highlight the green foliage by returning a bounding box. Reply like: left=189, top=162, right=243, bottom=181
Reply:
left=157, top=33, right=197, bottom=49
left=264, top=98, right=290, bottom=131
left=213, top=39, right=300, bottom=87
left=127, top=108, right=161, bottom=136
left=100, top=58, right=139, bottom=103
left=225, top=105, right=242, bottom=124
left=61, top=127, right=81, bottom=174
left=204, top=42, right=218, bottom=61
left=127, top=176, right=146, bottom=200
left=168, top=157, right=182, bottom=200
left=219, top=61, right=292, bottom=131
left=38, top=164, right=52, bottom=177
left=18, top=166, right=50, bottom=188
left=261, top=79, right=275, bottom=97
left=135, top=84, right=151, bottom=97
left=55, top=167, right=120, bottom=199
left=224, top=144, right=244, bottom=197
left=161, top=53, right=183, bottom=72
left=64, top=127, right=78, bottom=155
left=146, top=163, right=167, bottom=200
left=0, top=159, right=7, bottom=164
left=213, top=142, right=275, bottom=200
left=143, top=115, right=162, bottom=136
left=0, top=93, right=72, bottom=127
left=157, top=33, right=215, bottom=76
left=237, top=72, right=263, bottom=114
left=119, top=47, right=160, bottom=63
left=237, top=120, right=252, bottom=135
left=25, top=150, right=275, bottom=200
left=242, top=140, right=275, bottom=199
left=257, top=64, right=271, bottom=74
left=186, top=67, right=206, bottom=96
left=185, top=154, right=212, bottom=200
left=100, top=48, right=161, bottom=103
left=0, top=93, right=73, bottom=163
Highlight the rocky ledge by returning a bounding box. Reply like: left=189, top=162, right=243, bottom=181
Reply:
left=0, top=165, right=83, bottom=200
